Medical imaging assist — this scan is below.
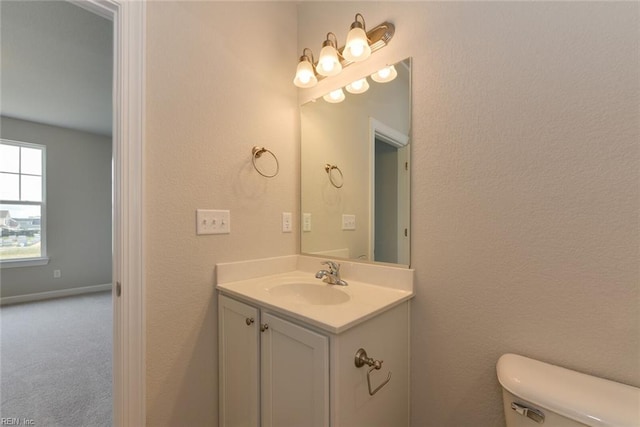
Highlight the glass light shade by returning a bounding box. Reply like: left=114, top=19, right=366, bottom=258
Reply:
left=343, top=27, right=371, bottom=62
left=317, top=44, right=342, bottom=77
left=293, top=59, right=317, bottom=88
left=371, top=64, right=398, bottom=83
left=323, top=88, right=346, bottom=103
left=345, top=77, right=369, bottom=94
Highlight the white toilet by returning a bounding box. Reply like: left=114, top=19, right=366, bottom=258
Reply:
left=497, top=353, right=640, bottom=427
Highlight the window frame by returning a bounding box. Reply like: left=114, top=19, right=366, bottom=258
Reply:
left=0, top=138, right=48, bottom=268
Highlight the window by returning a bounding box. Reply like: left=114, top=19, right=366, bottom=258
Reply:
left=0, top=139, right=47, bottom=266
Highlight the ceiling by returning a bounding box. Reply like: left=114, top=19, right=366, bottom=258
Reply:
left=1, top=1, right=113, bottom=136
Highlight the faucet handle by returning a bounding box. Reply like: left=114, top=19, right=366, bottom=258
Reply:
left=321, top=260, right=340, bottom=274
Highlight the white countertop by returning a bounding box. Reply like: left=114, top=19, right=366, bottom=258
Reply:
left=216, top=255, right=414, bottom=334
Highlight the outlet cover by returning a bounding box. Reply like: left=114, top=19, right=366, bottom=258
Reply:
left=282, top=212, right=292, bottom=233
left=196, top=209, right=230, bottom=235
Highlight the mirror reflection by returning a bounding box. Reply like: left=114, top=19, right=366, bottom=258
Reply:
left=301, top=58, right=411, bottom=266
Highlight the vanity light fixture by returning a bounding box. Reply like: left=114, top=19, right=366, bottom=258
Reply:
left=343, top=13, right=371, bottom=62
left=345, top=77, right=370, bottom=94
left=293, top=48, right=318, bottom=88
left=317, top=33, right=342, bottom=77
left=371, top=64, right=398, bottom=83
left=292, top=15, right=395, bottom=88
left=323, top=88, right=346, bottom=103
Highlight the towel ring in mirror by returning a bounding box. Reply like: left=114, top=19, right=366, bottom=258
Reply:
left=325, top=163, right=343, bottom=188
left=252, top=146, right=279, bottom=178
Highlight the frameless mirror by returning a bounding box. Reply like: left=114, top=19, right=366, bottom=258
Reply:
left=301, top=58, right=411, bottom=266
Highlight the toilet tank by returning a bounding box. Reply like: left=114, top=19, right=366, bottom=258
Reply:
left=496, top=354, right=640, bottom=427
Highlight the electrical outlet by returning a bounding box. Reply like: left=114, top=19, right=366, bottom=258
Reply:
left=342, top=214, right=356, bottom=230
left=282, top=212, right=292, bottom=233
left=303, top=213, right=312, bottom=232
left=53, top=269, right=61, bottom=279
left=196, top=209, right=230, bottom=235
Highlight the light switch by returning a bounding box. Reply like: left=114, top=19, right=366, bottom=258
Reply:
left=342, top=214, right=356, bottom=230
left=196, top=209, right=230, bottom=235
left=282, top=212, right=292, bottom=233
left=303, top=213, right=312, bottom=232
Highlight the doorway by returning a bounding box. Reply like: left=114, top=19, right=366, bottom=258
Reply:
left=0, top=2, right=113, bottom=425
left=1, top=0, right=145, bottom=425
left=375, top=138, right=400, bottom=263
left=369, top=118, right=410, bottom=265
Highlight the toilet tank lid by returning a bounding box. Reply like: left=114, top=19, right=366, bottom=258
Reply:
left=497, top=354, right=640, bottom=427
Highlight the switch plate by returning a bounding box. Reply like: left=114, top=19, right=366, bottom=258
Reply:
left=342, top=214, right=356, bottom=230
left=303, top=213, right=312, bottom=232
left=196, top=209, right=230, bottom=235
left=282, top=212, right=292, bottom=233
left=53, top=269, right=61, bottom=279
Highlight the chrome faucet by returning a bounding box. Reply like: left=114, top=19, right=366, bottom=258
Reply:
left=315, top=260, right=348, bottom=286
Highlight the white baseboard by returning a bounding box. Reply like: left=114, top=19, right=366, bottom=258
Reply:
left=0, top=283, right=112, bottom=306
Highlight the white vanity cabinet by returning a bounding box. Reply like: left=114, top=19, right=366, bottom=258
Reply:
left=218, top=294, right=329, bottom=427
left=218, top=293, right=410, bottom=427
left=216, top=255, right=413, bottom=427
left=218, top=295, right=260, bottom=427
left=261, top=312, right=329, bottom=427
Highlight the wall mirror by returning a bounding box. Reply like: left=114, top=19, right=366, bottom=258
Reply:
left=301, top=57, right=411, bottom=267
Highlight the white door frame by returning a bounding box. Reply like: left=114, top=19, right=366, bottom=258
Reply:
left=70, top=1, right=146, bottom=425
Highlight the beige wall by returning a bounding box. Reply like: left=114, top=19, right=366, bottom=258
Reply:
left=0, top=116, right=112, bottom=298
left=144, top=2, right=639, bottom=426
left=298, top=2, right=639, bottom=426
left=144, top=2, right=298, bottom=425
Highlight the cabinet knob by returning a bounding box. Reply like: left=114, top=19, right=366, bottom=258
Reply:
left=245, top=317, right=255, bottom=326
left=261, top=323, right=269, bottom=332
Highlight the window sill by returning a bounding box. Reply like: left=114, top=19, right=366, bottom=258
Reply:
left=0, top=257, right=50, bottom=268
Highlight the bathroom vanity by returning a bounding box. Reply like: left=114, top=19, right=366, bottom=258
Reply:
left=216, top=255, right=414, bottom=427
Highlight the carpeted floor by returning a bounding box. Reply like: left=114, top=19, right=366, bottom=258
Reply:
left=0, top=291, right=112, bottom=426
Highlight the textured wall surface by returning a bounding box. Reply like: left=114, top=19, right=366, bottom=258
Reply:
left=144, top=2, right=298, bottom=426
left=143, top=2, right=638, bottom=426
left=298, top=2, right=640, bottom=426
left=0, top=117, right=112, bottom=298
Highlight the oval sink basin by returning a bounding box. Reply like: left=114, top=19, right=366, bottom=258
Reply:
left=268, top=282, right=350, bottom=305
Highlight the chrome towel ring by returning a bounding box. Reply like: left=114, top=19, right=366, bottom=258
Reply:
left=325, top=163, right=343, bottom=188
left=252, top=146, right=279, bottom=178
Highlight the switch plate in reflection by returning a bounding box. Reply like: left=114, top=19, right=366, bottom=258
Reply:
left=342, top=214, right=356, bottom=230
left=303, top=213, right=312, bottom=232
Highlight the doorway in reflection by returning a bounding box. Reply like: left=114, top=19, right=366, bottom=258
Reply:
left=372, top=122, right=410, bottom=265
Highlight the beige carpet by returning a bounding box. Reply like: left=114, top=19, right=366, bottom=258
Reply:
left=0, top=291, right=112, bottom=426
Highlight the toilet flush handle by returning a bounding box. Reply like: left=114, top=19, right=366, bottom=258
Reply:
left=511, top=402, right=545, bottom=424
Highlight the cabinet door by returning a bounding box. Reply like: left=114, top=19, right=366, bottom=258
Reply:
left=218, top=295, right=260, bottom=427
left=261, top=313, right=329, bottom=427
